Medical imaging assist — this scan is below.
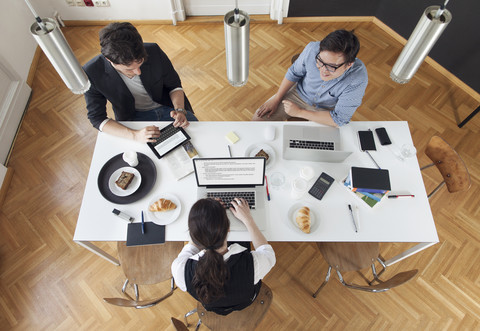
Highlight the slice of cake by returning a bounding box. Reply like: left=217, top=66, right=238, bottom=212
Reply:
left=255, top=149, right=269, bottom=161
left=115, top=171, right=135, bottom=190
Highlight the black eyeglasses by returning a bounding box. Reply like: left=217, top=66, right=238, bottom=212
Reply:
left=315, top=53, right=346, bottom=73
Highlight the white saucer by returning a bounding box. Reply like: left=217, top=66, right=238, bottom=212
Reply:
left=287, top=202, right=319, bottom=235
left=108, top=167, right=142, bottom=197
left=146, top=193, right=182, bottom=225
left=244, top=143, right=276, bottom=169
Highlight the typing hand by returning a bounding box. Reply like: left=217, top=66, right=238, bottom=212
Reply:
left=230, top=198, right=254, bottom=225
left=171, top=111, right=190, bottom=128
left=283, top=100, right=302, bottom=117
left=256, top=98, right=279, bottom=118
left=133, top=125, right=160, bottom=143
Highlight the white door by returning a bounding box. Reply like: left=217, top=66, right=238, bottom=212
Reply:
left=183, top=0, right=271, bottom=16
left=0, top=59, right=31, bottom=165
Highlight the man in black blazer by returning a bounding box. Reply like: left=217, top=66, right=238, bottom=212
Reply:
left=83, top=22, right=197, bottom=142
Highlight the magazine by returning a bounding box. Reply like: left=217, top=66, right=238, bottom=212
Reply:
left=164, top=141, right=199, bottom=180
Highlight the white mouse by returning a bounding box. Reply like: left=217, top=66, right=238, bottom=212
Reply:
left=264, top=126, right=275, bottom=141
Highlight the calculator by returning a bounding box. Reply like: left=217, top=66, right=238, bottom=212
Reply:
left=308, top=172, right=335, bottom=200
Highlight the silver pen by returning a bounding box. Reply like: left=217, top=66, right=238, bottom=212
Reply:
left=227, top=145, right=232, bottom=157
left=348, top=204, right=358, bottom=232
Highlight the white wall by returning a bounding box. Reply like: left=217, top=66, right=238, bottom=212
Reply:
left=41, top=0, right=174, bottom=21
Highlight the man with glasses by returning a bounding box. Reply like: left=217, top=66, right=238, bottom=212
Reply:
left=252, top=29, right=368, bottom=126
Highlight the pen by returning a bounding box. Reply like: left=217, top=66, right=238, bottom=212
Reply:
left=365, top=150, right=381, bottom=169
left=265, top=175, right=270, bottom=201
left=388, top=194, right=415, bottom=198
left=355, top=205, right=360, bottom=231
left=141, top=210, right=145, bottom=234
left=348, top=204, right=358, bottom=233
left=227, top=145, right=232, bottom=157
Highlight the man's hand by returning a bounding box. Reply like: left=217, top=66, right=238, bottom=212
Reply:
left=256, top=98, right=280, bottom=118
left=171, top=110, right=190, bottom=128
left=132, top=125, right=161, bottom=143
left=283, top=100, right=303, bottom=118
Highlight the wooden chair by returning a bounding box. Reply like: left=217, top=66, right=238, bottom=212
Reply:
left=180, top=283, right=273, bottom=331
left=103, top=241, right=183, bottom=309
left=421, top=135, right=471, bottom=198
left=313, top=242, right=418, bottom=297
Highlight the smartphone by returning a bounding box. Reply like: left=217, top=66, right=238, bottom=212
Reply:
left=358, top=130, right=376, bottom=151
left=375, top=127, right=392, bottom=145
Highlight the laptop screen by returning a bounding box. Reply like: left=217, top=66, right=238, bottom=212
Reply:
left=193, top=157, right=265, bottom=187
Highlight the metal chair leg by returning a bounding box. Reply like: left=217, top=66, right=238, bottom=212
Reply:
left=427, top=181, right=445, bottom=199
left=313, top=266, right=331, bottom=298
left=184, top=308, right=197, bottom=327
left=121, top=279, right=129, bottom=293
left=195, top=318, right=202, bottom=331
left=134, top=284, right=139, bottom=301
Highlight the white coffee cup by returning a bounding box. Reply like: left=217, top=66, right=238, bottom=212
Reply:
left=123, top=151, right=139, bottom=167
left=291, top=177, right=308, bottom=199
left=300, top=166, right=315, bottom=181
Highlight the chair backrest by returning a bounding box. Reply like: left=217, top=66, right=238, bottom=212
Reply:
left=424, top=136, right=471, bottom=193
left=196, top=283, right=273, bottom=331
left=117, top=241, right=183, bottom=285
left=317, top=242, right=379, bottom=272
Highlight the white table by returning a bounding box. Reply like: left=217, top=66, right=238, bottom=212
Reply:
left=74, top=121, right=439, bottom=266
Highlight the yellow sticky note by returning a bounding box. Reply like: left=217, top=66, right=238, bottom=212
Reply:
left=225, top=131, right=239, bottom=144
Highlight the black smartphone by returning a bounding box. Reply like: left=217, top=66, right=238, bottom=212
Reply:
left=358, top=130, right=376, bottom=151
left=375, top=127, right=392, bottom=145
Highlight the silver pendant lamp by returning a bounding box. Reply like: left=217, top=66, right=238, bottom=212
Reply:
left=25, top=0, right=90, bottom=94
left=390, top=1, right=452, bottom=84
left=224, top=1, right=250, bottom=87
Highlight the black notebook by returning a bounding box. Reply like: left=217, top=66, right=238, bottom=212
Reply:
left=126, top=222, right=165, bottom=246
left=351, top=167, right=391, bottom=191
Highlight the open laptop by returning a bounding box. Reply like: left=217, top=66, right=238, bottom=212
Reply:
left=283, top=125, right=352, bottom=162
left=193, top=157, right=267, bottom=231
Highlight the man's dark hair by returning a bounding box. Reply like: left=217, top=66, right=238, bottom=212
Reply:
left=319, top=30, right=360, bottom=64
left=99, top=22, right=147, bottom=65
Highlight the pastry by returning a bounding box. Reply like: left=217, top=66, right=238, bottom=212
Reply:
left=295, top=206, right=311, bottom=234
left=255, top=149, right=269, bottom=161
left=149, top=198, right=177, bottom=212
left=115, top=171, right=134, bottom=190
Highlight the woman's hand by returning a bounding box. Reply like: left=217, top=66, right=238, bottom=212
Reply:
left=229, top=198, right=255, bottom=225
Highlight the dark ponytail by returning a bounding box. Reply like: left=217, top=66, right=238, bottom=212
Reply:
left=188, top=199, right=230, bottom=304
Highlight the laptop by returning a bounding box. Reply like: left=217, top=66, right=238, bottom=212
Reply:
left=283, top=125, right=352, bottom=162
left=193, top=157, right=267, bottom=231
left=147, top=123, right=190, bottom=159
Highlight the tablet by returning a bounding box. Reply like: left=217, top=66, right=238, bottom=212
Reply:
left=147, top=124, right=191, bottom=159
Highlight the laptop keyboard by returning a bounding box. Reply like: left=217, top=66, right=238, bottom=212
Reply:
left=207, top=191, right=256, bottom=209
left=289, top=139, right=334, bottom=150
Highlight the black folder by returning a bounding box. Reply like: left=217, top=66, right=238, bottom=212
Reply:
left=126, top=222, right=165, bottom=246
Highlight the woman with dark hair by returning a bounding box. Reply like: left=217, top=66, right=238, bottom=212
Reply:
left=171, top=198, right=275, bottom=315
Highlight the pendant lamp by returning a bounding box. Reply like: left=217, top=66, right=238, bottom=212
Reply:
left=390, top=1, right=452, bottom=84
left=25, top=0, right=90, bottom=94
left=224, top=1, right=250, bottom=87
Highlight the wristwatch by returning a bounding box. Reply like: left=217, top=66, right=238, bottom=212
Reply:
left=175, top=108, right=187, bottom=115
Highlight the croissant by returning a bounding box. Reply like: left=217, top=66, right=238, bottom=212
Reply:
left=149, top=198, right=177, bottom=212
left=295, top=206, right=311, bottom=234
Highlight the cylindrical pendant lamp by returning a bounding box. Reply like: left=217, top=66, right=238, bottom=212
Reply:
left=30, top=18, right=90, bottom=94
left=224, top=8, right=250, bottom=87
left=390, top=5, right=452, bottom=84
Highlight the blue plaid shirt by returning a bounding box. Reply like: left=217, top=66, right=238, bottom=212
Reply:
left=285, top=41, right=368, bottom=126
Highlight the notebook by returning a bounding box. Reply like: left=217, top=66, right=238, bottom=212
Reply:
left=193, top=157, right=267, bottom=231
left=126, top=222, right=165, bottom=246
left=147, top=123, right=191, bottom=159
left=282, top=125, right=352, bottom=162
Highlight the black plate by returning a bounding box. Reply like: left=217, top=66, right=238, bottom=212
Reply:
left=97, top=153, right=157, bottom=204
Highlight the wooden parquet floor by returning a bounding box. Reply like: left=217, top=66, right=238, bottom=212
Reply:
left=1, top=20, right=479, bottom=330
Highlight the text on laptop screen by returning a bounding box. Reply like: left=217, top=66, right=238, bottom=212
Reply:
left=194, top=158, right=265, bottom=187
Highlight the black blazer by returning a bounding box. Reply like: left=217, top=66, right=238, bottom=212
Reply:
left=83, top=43, right=189, bottom=129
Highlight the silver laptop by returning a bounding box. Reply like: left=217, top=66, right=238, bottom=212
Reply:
left=193, top=157, right=267, bottom=231
left=283, top=125, right=352, bottom=162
